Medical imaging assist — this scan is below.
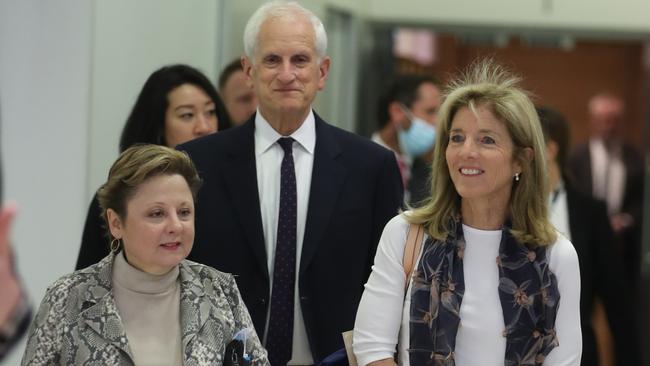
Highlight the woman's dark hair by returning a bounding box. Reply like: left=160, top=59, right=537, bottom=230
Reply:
left=536, top=106, right=572, bottom=185
left=119, top=64, right=231, bottom=152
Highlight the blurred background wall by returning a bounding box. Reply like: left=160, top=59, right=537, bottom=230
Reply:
left=2, top=0, right=650, bottom=364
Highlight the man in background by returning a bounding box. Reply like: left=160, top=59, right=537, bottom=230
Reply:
left=218, top=58, right=258, bottom=126
left=372, top=74, right=441, bottom=205
left=569, top=93, right=645, bottom=293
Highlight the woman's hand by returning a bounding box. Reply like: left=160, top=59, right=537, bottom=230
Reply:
left=0, top=203, right=21, bottom=326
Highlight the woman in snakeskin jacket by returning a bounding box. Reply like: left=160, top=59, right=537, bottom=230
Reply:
left=22, top=145, right=269, bottom=366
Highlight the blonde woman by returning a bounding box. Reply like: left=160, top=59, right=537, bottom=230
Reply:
left=353, top=60, right=581, bottom=365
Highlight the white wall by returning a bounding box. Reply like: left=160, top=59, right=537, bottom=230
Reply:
left=0, top=0, right=93, bottom=363
left=0, top=1, right=221, bottom=363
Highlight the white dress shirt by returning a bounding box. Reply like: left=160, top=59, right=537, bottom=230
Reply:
left=255, top=110, right=315, bottom=365
left=353, top=214, right=582, bottom=366
left=589, top=138, right=626, bottom=215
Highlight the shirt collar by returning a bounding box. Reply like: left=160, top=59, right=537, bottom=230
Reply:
left=254, top=109, right=316, bottom=155
left=550, top=180, right=565, bottom=205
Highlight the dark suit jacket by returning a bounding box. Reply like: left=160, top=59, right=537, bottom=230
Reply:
left=568, top=141, right=644, bottom=289
left=565, top=187, right=638, bottom=365
left=177, top=113, right=403, bottom=361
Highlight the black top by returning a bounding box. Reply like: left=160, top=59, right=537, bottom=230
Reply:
left=75, top=192, right=110, bottom=270
left=565, top=186, right=639, bottom=365
left=408, top=156, right=431, bottom=207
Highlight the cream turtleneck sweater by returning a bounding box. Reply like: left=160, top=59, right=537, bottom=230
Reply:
left=112, top=252, right=183, bottom=365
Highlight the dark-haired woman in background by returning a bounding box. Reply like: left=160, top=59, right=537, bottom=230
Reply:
left=75, top=64, right=230, bottom=270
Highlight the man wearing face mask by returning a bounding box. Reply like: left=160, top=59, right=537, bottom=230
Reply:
left=372, top=75, right=441, bottom=203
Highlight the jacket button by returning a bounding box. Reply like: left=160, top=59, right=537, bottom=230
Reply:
left=300, top=296, right=308, bottom=302
left=260, top=298, right=266, bottom=305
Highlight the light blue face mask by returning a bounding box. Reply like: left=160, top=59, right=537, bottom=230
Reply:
left=397, top=107, right=436, bottom=157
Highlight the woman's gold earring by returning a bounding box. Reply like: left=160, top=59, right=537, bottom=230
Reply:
left=110, top=238, right=120, bottom=253
left=514, top=173, right=520, bottom=182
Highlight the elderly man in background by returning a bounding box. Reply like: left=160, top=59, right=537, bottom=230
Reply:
left=569, top=93, right=645, bottom=293
left=179, top=1, right=403, bottom=365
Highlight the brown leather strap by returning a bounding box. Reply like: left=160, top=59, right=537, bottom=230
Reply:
left=403, top=223, right=424, bottom=287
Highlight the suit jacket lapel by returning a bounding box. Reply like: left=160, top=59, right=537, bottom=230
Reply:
left=81, top=256, right=134, bottom=359
left=82, top=294, right=133, bottom=358
left=300, top=116, right=347, bottom=275
left=178, top=261, right=210, bottom=353
left=221, top=119, right=268, bottom=279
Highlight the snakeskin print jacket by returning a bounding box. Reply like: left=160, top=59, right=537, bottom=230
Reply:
left=21, top=254, right=269, bottom=365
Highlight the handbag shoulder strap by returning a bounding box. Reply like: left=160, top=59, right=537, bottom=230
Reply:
left=403, top=223, right=424, bottom=287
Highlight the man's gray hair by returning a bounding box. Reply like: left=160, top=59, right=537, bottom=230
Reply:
left=243, top=0, right=328, bottom=62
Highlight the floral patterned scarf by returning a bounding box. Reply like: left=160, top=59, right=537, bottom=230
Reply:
left=409, top=220, right=560, bottom=365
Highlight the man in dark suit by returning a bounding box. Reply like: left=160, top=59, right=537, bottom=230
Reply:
left=539, top=106, right=638, bottom=366
left=178, top=1, right=403, bottom=364
left=568, top=93, right=644, bottom=292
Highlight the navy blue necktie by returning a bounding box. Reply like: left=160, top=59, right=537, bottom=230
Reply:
left=267, top=137, right=296, bottom=366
